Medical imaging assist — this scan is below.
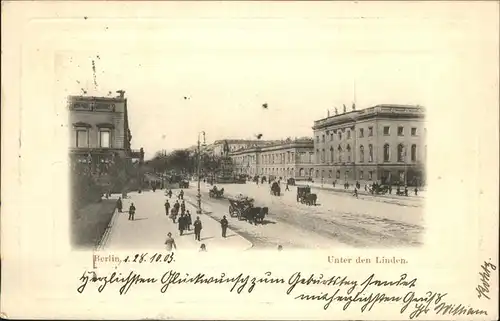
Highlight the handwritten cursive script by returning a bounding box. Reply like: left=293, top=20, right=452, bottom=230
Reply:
left=476, top=259, right=497, bottom=300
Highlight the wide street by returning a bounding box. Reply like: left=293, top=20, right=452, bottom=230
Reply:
left=182, top=180, right=424, bottom=249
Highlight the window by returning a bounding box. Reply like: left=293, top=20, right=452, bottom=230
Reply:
left=411, top=128, right=417, bottom=136
left=322, top=149, right=325, bottom=163
left=329, top=170, right=332, bottom=178
left=359, top=128, right=364, bottom=138
left=299, top=168, right=305, bottom=176
left=399, top=171, right=405, bottom=184
left=322, top=135, right=325, bottom=142
left=330, top=133, right=334, bottom=141
left=359, top=171, right=364, bottom=179
left=321, top=170, right=325, bottom=178
left=330, top=147, right=334, bottom=163
left=369, top=144, right=373, bottom=162
left=383, top=126, right=390, bottom=135
left=368, top=171, right=373, bottom=180
left=398, top=144, right=405, bottom=162
left=76, top=129, right=88, bottom=147
left=338, top=131, right=342, bottom=140
left=398, top=126, right=404, bottom=136
left=316, top=136, right=319, bottom=143
left=383, top=144, right=390, bottom=162
left=346, top=144, right=351, bottom=162
left=347, top=130, right=351, bottom=139
left=411, top=144, right=417, bottom=162
left=359, top=145, right=364, bottom=162
left=309, top=168, right=314, bottom=177
left=316, top=149, right=320, bottom=163
left=315, top=170, right=319, bottom=178
left=338, top=145, right=342, bottom=162
left=99, top=130, right=110, bottom=148
left=368, top=127, right=373, bottom=136
left=336, top=170, right=340, bottom=179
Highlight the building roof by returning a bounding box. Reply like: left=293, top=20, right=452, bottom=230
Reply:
left=68, top=95, right=126, bottom=102
left=313, top=104, right=425, bottom=130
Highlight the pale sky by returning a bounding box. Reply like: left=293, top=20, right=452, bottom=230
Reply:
left=52, top=2, right=494, bottom=159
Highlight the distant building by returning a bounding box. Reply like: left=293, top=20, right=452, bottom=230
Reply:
left=230, top=137, right=315, bottom=180
left=212, top=139, right=277, bottom=157
left=68, top=92, right=144, bottom=190
left=312, top=104, right=426, bottom=186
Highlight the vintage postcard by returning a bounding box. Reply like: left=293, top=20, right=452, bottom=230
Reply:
left=1, top=1, right=498, bottom=319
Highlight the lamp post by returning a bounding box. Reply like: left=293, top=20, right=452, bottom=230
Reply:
left=196, top=131, right=206, bottom=214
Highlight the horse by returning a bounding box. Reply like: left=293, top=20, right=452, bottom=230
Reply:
left=305, top=193, right=317, bottom=206
left=254, top=207, right=268, bottom=224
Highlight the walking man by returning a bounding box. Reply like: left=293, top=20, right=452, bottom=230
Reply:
left=170, top=208, right=177, bottom=223
left=165, top=232, right=177, bottom=252
left=186, top=211, right=192, bottom=231
left=179, top=189, right=184, bottom=200
left=128, top=203, right=136, bottom=221
left=285, top=182, right=290, bottom=191
left=220, top=215, right=228, bottom=238
left=178, top=214, right=185, bottom=236
left=414, top=187, right=418, bottom=196
left=180, top=200, right=186, bottom=215
left=164, top=200, right=170, bottom=216
left=194, top=216, right=202, bottom=241
left=353, top=187, right=359, bottom=199
left=116, top=197, right=123, bottom=213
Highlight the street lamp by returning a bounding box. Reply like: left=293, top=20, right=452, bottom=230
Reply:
left=197, top=131, right=206, bottom=214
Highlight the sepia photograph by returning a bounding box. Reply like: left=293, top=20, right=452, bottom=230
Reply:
left=66, top=39, right=426, bottom=252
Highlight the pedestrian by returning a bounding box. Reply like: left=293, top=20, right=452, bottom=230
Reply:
left=128, top=203, right=136, bottom=220
left=186, top=211, right=192, bottom=231
left=404, top=186, right=409, bottom=197
left=170, top=208, right=177, bottom=223
left=180, top=201, right=186, bottom=215
left=194, top=216, right=202, bottom=241
left=364, top=184, right=368, bottom=192
left=277, top=245, right=283, bottom=251
left=414, top=187, right=418, bottom=196
left=353, top=188, right=358, bottom=199
left=285, top=182, right=290, bottom=191
left=174, top=200, right=180, bottom=213
left=168, top=189, right=172, bottom=198
left=220, top=215, right=228, bottom=238
left=396, top=186, right=401, bottom=195
left=333, top=180, right=336, bottom=188
left=179, top=190, right=184, bottom=200
left=164, top=200, right=170, bottom=216
left=116, top=197, right=122, bottom=213
left=389, top=185, right=392, bottom=194
left=199, top=243, right=207, bottom=252
left=164, top=232, right=177, bottom=252
left=178, top=214, right=185, bottom=236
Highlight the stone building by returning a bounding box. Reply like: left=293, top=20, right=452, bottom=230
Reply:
left=68, top=91, right=144, bottom=191
left=212, top=139, right=277, bottom=157
left=312, top=104, right=426, bottom=186
left=230, top=137, right=315, bottom=180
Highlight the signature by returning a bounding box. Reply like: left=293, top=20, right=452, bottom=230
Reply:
left=476, top=259, right=497, bottom=300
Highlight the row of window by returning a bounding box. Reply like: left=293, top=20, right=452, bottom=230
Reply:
left=316, top=126, right=423, bottom=143
left=75, top=128, right=112, bottom=148
left=315, top=143, right=424, bottom=164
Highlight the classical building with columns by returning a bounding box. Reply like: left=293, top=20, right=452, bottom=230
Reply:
left=230, top=137, right=315, bottom=180
left=312, top=104, right=426, bottom=186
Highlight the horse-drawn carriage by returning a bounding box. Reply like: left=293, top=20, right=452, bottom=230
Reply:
left=287, top=178, right=296, bottom=186
left=270, top=181, right=281, bottom=196
left=209, top=186, right=225, bottom=198
left=179, top=180, right=189, bottom=188
left=228, top=195, right=268, bottom=224
left=370, top=184, right=389, bottom=195
left=296, top=186, right=317, bottom=206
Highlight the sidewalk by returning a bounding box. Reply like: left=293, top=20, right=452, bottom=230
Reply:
left=102, top=191, right=252, bottom=252
left=295, top=181, right=426, bottom=199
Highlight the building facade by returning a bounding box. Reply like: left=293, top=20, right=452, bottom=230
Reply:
left=212, top=139, right=278, bottom=157
left=68, top=92, right=144, bottom=189
left=230, top=138, right=315, bottom=180
left=312, top=104, right=426, bottom=186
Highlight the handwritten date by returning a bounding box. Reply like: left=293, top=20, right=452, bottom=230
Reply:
left=123, top=252, right=175, bottom=264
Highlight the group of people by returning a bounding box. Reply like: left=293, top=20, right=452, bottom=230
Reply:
left=116, top=197, right=136, bottom=220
